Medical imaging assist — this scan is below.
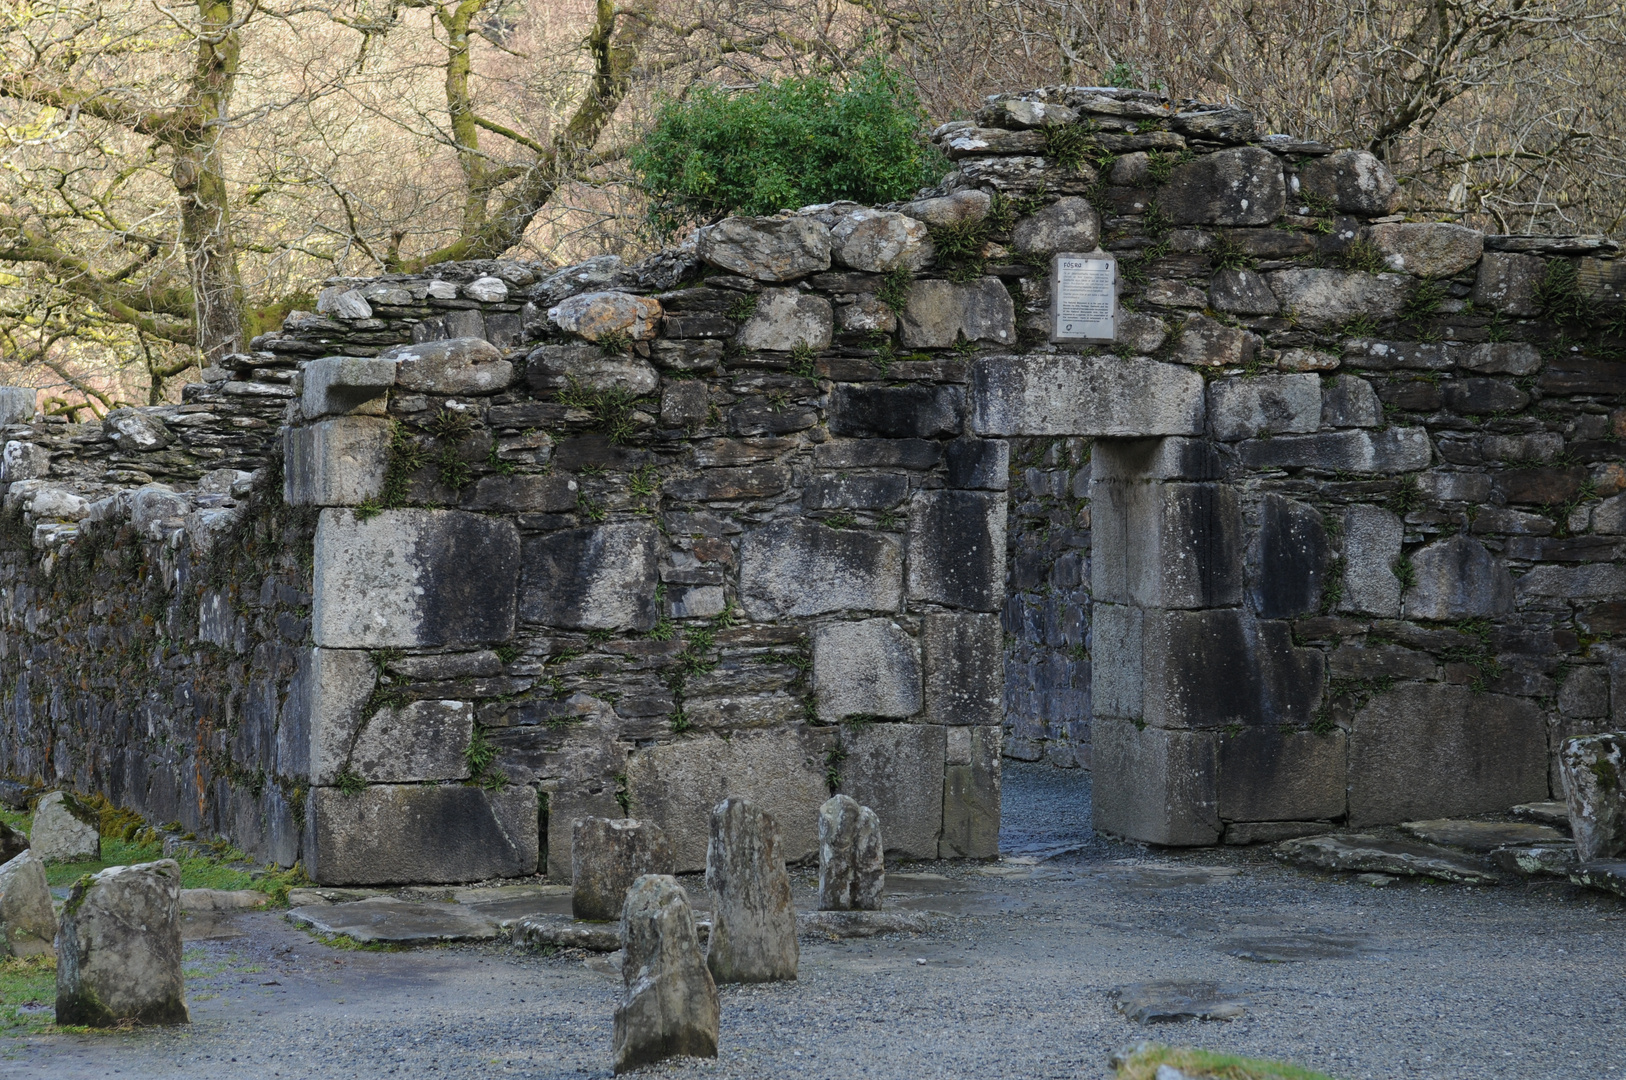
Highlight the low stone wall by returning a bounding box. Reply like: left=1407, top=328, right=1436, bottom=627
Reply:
left=5, top=82, right=1623, bottom=876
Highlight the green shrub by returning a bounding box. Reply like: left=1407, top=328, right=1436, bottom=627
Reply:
left=630, top=59, right=947, bottom=233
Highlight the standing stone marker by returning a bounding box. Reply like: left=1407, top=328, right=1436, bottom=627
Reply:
left=1050, top=253, right=1117, bottom=343
left=56, top=859, right=189, bottom=1026
left=0, top=850, right=57, bottom=957
left=1560, top=733, right=1626, bottom=862
left=30, top=792, right=100, bottom=863
left=818, top=795, right=885, bottom=911
left=573, top=817, right=674, bottom=921
left=705, top=797, right=798, bottom=983
left=613, top=875, right=719, bottom=1074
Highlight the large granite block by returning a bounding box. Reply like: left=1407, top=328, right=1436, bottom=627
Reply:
left=520, top=522, right=659, bottom=631
left=898, top=278, right=1016, bottom=348
left=1159, top=147, right=1285, bottom=225
left=1216, top=728, right=1346, bottom=822
left=1207, top=375, right=1321, bottom=441
left=294, top=647, right=376, bottom=784
left=284, top=417, right=389, bottom=507
left=1237, top=428, right=1431, bottom=473
left=1339, top=505, right=1403, bottom=616
left=624, top=728, right=832, bottom=872
left=301, top=355, right=395, bottom=418
left=1247, top=494, right=1328, bottom=619
left=906, top=491, right=1006, bottom=611
left=1347, top=684, right=1546, bottom=826
left=1091, top=481, right=1241, bottom=609
left=812, top=619, right=921, bottom=721
left=1092, top=718, right=1221, bottom=845
left=838, top=723, right=946, bottom=859
left=313, top=509, right=520, bottom=648
left=827, top=384, right=963, bottom=439
left=940, top=725, right=1000, bottom=858
left=971, top=355, right=1204, bottom=437
left=738, top=520, right=902, bottom=619
left=921, top=612, right=1003, bottom=725
left=1142, top=609, right=1325, bottom=731
left=1402, top=535, right=1514, bottom=621
left=348, top=700, right=473, bottom=783
left=305, top=784, right=538, bottom=885
left=1091, top=603, right=1143, bottom=720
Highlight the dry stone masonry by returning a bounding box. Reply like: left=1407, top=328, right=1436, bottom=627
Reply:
left=0, top=81, right=1621, bottom=875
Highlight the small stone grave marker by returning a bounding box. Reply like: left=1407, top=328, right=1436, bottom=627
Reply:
left=1050, top=253, right=1117, bottom=342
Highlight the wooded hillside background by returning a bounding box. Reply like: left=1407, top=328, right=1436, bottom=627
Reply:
left=2, top=0, right=1621, bottom=411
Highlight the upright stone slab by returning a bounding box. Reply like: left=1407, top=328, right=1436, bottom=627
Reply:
left=56, top=860, right=188, bottom=1027
left=613, top=875, right=719, bottom=1074
left=705, top=797, right=798, bottom=984
left=1560, top=733, right=1626, bottom=862
left=0, top=850, right=57, bottom=957
left=817, top=795, right=884, bottom=911
left=30, top=792, right=100, bottom=862
left=573, top=818, right=675, bottom=921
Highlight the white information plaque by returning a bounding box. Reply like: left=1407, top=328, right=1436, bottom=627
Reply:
left=1050, top=253, right=1117, bottom=343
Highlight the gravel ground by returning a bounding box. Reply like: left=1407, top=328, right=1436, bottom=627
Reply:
left=6, top=763, right=1625, bottom=1080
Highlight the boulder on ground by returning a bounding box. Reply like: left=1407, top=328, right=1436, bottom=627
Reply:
left=56, top=860, right=189, bottom=1026
left=573, top=817, right=675, bottom=922
left=705, top=797, right=798, bottom=983
left=30, top=791, right=100, bottom=863
left=0, top=850, right=57, bottom=957
left=613, top=874, right=719, bottom=1074
left=817, top=795, right=884, bottom=911
left=1560, top=733, right=1626, bottom=862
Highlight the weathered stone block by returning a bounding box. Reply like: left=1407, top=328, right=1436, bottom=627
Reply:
left=1159, top=147, right=1285, bottom=225
left=1366, top=222, right=1484, bottom=278
left=1011, top=197, right=1099, bottom=257
left=1091, top=481, right=1241, bottom=609
left=698, top=216, right=831, bottom=281
left=1462, top=342, right=1542, bottom=375
left=30, top=792, right=99, bottom=862
left=944, top=438, right=1009, bottom=490
left=296, top=646, right=375, bottom=784
left=828, top=383, right=963, bottom=439
left=548, top=291, right=662, bottom=341
left=1403, top=535, right=1513, bottom=621
left=1472, top=252, right=1544, bottom=317
left=1216, top=728, right=1345, bottom=822
left=921, top=612, right=1002, bottom=726
left=0, top=387, right=34, bottom=425
left=660, top=382, right=709, bottom=428
left=572, top=817, right=674, bottom=921
left=0, top=850, right=57, bottom=957
left=104, top=408, right=173, bottom=451
left=831, top=209, right=931, bottom=272
left=1295, top=150, right=1399, bottom=216
left=56, top=860, right=187, bottom=1026
left=705, top=798, right=798, bottom=984
left=1210, top=269, right=1280, bottom=315
left=1092, top=718, right=1221, bottom=845
left=813, top=619, right=921, bottom=721
left=525, top=345, right=658, bottom=396
left=735, top=288, right=834, bottom=351
left=385, top=337, right=513, bottom=395
left=1142, top=609, right=1325, bottom=731
left=664, top=465, right=790, bottom=501
left=1237, top=427, right=1432, bottom=473
left=802, top=473, right=908, bottom=511
left=906, top=490, right=1006, bottom=611
left=348, top=700, right=473, bottom=783
left=1321, top=374, right=1382, bottom=428
left=520, top=522, right=659, bottom=632
left=284, top=417, right=389, bottom=507
left=1091, top=603, right=1143, bottom=720
left=1208, top=374, right=1320, bottom=440
left=1116, top=310, right=1169, bottom=353
left=301, top=355, right=395, bottom=418
left=1559, top=733, right=1626, bottom=862
left=738, top=520, right=902, bottom=619
left=838, top=723, right=946, bottom=859
left=1090, top=436, right=1221, bottom=481
left=1347, top=684, right=1546, bottom=826
left=1247, top=494, right=1328, bottom=619
left=1339, top=505, right=1403, bottom=616
left=818, top=795, right=884, bottom=910
left=971, top=355, right=1205, bottom=437
left=900, top=189, right=990, bottom=227
left=305, top=784, right=538, bottom=885
left=313, top=509, right=520, bottom=648
left=613, top=875, right=719, bottom=1074
left=939, top=725, right=1000, bottom=858
left=1169, top=314, right=1256, bottom=369
left=466, top=473, right=577, bottom=513
left=898, top=278, right=1015, bottom=348
left=1264, top=269, right=1411, bottom=329
left=0, top=441, right=49, bottom=484
left=624, top=728, right=832, bottom=872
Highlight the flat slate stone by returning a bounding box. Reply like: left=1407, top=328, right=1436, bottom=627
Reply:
left=287, top=897, right=499, bottom=944
left=1275, top=834, right=1500, bottom=885
left=1570, top=861, right=1626, bottom=898
left=1490, top=844, right=1577, bottom=878
left=1220, top=932, right=1374, bottom=962
left=797, top=910, right=932, bottom=938
left=1112, top=980, right=1246, bottom=1023
left=514, top=914, right=621, bottom=952
left=1511, top=801, right=1571, bottom=831
left=1399, top=819, right=1564, bottom=852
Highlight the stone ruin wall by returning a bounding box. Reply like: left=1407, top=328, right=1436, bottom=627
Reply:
left=1, top=83, right=1623, bottom=881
